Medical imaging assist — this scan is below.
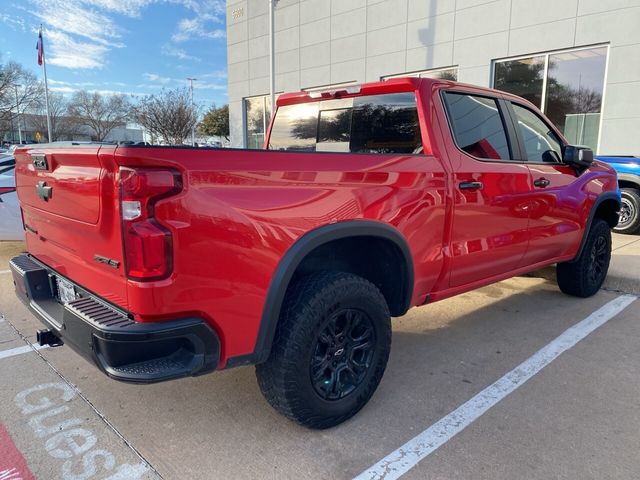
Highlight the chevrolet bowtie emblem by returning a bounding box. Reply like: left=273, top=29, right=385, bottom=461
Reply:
left=36, top=181, right=52, bottom=202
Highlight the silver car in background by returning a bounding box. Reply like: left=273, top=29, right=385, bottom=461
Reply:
left=0, top=153, right=24, bottom=241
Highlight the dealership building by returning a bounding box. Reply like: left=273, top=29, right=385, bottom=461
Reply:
left=225, top=0, right=640, bottom=155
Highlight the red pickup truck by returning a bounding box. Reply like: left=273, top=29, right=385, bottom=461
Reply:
left=10, top=78, right=619, bottom=428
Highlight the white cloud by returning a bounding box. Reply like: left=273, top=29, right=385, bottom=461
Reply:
left=22, top=0, right=226, bottom=71
left=0, top=14, right=26, bottom=32
left=143, top=73, right=173, bottom=84
left=172, top=17, right=225, bottom=42
left=161, top=44, right=200, bottom=62
left=31, top=0, right=123, bottom=47
left=138, top=72, right=226, bottom=93
left=45, top=30, right=110, bottom=69
left=81, top=0, right=156, bottom=16
left=49, top=86, right=77, bottom=94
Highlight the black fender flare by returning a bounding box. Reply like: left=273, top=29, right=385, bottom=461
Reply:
left=572, top=191, right=620, bottom=262
left=226, top=220, right=414, bottom=368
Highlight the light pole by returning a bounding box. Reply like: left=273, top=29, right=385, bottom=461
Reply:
left=13, top=84, right=23, bottom=144
left=269, top=0, right=278, bottom=119
left=187, top=77, right=197, bottom=146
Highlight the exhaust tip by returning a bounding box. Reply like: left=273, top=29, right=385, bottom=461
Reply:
left=36, top=329, right=64, bottom=347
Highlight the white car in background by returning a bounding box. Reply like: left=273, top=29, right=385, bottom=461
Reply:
left=0, top=154, right=24, bottom=241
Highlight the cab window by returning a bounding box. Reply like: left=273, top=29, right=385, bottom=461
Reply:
left=268, top=92, right=422, bottom=154
left=443, top=92, right=511, bottom=161
left=511, top=103, right=563, bottom=163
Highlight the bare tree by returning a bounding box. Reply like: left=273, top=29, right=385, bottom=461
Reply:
left=31, top=93, right=74, bottom=142
left=67, top=90, right=131, bottom=141
left=134, top=88, right=197, bottom=145
left=0, top=59, right=44, bottom=140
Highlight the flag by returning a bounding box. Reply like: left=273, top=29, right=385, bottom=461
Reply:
left=36, top=30, right=43, bottom=66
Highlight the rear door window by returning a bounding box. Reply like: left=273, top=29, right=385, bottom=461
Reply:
left=268, top=92, right=422, bottom=154
left=443, top=92, right=511, bottom=160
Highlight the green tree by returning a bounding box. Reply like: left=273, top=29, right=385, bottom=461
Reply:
left=199, top=104, right=229, bottom=141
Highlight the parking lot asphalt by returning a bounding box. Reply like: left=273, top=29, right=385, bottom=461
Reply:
left=0, top=234, right=639, bottom=480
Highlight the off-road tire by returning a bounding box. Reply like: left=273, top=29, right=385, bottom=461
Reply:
left=557, top=218, right=611, bottom=297
left=255, top=272, right=391, bottom=429
left=614, top=188, right=640, bottom=235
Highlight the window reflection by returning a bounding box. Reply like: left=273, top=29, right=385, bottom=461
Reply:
left=418, top=69, right=458, bottom=81
left=444, top=92, right=511, bottom=160
left=351, top=93, right=421, bottom=154
left=383, top=67, right=458, bottom=81
left=268, top=93, right=422, bottom=154
left=317, top=108, right=352, bottom=152
left=494, top=56, right=545, bottom=108
left=545, top=47, right=607, bottom=149
left=512, top=103, right=562, bottom=162
left=493, top=47, right=607, bottom=150
left=244, top=96, right=271, bottom=149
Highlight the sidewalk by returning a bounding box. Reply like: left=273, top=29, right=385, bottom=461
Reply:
left=606, top=233, right=640, bottom=294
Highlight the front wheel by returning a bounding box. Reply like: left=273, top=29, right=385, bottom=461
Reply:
left=255, top=272, right=391, bottom=429
left=557, top=218, right=611, bottom=297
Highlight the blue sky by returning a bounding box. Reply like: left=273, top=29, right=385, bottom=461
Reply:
left=0, top=0, right=228, bottom=108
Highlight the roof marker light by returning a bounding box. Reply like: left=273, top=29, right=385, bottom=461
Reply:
left=307, top=84, right=362, bottom=99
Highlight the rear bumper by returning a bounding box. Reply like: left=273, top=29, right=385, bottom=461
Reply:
left=9, top=254, right=220, bottom=384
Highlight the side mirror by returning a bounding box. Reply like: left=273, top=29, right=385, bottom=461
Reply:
left=563, top=145, right=594, bottom=168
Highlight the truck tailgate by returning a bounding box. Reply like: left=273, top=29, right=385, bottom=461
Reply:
left=14, top=145, right=128, bottom=309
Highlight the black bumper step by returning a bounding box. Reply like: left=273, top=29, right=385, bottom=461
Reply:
left=9, top=254, right=220, bottom=384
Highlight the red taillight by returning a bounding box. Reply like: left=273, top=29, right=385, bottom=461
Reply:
left=119, top=167, right=182, bottom=281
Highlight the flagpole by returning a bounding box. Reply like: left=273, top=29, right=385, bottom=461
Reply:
left=39, top=25, right=53, bottom=143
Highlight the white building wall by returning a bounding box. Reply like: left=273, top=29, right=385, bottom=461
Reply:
left=227, top=0, right=640, bottom=155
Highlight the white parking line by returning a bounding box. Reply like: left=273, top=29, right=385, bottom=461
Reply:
left=0, top=344, right=48, bottom=360
left=0, top=269, right=11, bottom=275
left=355, top=294, right=637, bottom=480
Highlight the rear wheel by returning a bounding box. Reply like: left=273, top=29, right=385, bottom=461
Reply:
left=614, top=188, right=640, bottom=234
left=557, top=218, right=611, bottom=297
left=255, top=272, right=391, bottom=429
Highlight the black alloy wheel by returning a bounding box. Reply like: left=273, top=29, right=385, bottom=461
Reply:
left=587, top=234, right=609, bottom=287
left=310, top=308, right=376, bottom=401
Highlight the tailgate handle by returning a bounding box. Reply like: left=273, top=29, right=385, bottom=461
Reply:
left=459, top=181, right=483, bottom=190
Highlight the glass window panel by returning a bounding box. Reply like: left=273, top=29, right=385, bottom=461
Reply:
left=267, top=103, right=319, bottom=151
left=494, top=56, right=545, bottom=108
left=384, top=68, right=458, bottom=81
left=512, top=103, right=563, bottom=163
left=244, top=96, right=271, bottom=149
left=350, top=93, right=421, bottom=154
left=317, top=108, right=352, bottom=152
left=544, top=47, right=607, bottom=150
left=443, top=92, right=511, bottom=160
left=419, top=68, right=458, bottom=81
left=267, top=93, right=421, bottom=154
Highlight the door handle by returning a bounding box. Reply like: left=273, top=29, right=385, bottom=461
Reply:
left=459, top=181, right=483, bottom=190
left=534, top=177, right=550, bottom=188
